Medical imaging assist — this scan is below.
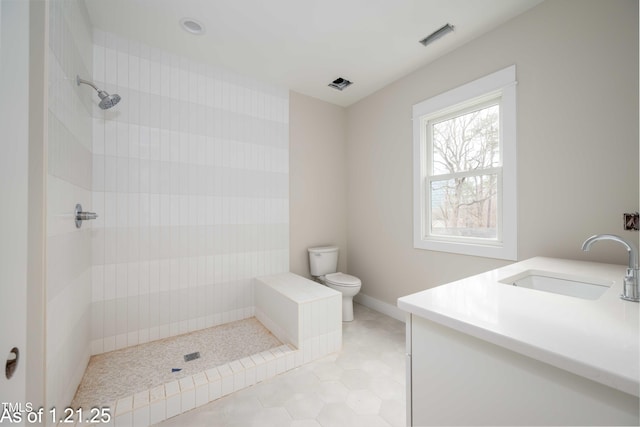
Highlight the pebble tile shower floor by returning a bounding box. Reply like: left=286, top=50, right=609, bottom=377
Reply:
left=71, top=318, right=282, bottom=409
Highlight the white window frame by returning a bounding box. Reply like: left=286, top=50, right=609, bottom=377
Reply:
left=413, top=65, right=517, bottom=260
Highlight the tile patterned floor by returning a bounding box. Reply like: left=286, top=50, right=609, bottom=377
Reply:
left=153, top=303, right=406, bottom=427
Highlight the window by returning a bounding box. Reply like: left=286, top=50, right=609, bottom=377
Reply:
left=413, top=66, right=517, bottom=260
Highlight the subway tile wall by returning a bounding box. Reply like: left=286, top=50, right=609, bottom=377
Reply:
left=47, top=0, right=94, bottom=415
left=90, top=30, right=290, bottom=355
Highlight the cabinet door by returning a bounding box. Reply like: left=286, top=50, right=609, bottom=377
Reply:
left=410, top=316, right=639, bottom=426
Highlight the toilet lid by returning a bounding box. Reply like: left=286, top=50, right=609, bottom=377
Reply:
left=325, top=272, right=361, bottom=286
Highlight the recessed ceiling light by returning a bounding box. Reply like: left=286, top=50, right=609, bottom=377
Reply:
left=328, top=77, right=353, bottom=91
left=419, top=23, right=454, bottom=47
left=180, top=18, right=205, bottom=35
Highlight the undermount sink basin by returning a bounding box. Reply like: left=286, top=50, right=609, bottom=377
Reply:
left=499, top=270, right=613, bottom=300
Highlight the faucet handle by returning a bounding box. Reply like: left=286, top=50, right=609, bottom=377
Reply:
left=74, top=203, right=98, bottom=228
left=622, top=269, right=640, bottom=302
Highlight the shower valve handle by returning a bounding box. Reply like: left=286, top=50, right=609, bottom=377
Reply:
left=77, top=212, right=97, bottom=220
left=75, top=203, right=98, bottom=228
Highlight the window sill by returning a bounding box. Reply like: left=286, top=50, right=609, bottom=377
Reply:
left=414, top=238, right=517, bottom=261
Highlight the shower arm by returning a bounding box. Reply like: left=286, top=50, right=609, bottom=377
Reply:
left=76, top=75, right=99, bottom=92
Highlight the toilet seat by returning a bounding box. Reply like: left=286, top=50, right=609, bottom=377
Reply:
left=325, top=272, right=361, bottom=287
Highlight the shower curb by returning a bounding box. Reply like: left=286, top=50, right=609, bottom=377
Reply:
left=103, top=343, right=300, bottom=426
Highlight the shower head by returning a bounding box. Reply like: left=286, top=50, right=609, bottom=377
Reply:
left=96, top=90, right=121, bottom=110
left=76, top=75, right=121, bottom=110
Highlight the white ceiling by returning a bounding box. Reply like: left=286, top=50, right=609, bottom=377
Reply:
left=84, top=0, right=543, bottom=107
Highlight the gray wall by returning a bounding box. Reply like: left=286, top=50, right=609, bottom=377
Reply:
left=289, top=92, right=348, bottom=278
left=344, top=0, right=639, bottom=305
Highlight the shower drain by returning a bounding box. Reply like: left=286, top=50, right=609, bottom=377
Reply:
left=183, top=352, right=200, bottom=362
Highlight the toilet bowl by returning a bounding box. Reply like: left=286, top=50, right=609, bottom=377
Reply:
left=308, top=246, right=362, bottom=322
left=324, top=272, right=361, bottom=322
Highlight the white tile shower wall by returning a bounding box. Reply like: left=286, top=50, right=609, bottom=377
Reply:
left=47, top=0, right=94, bottom=415
left=90, top=30, right=289, bottom=354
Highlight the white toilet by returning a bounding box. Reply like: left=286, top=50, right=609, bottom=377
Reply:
left=308, top=246, right=362, bottom=322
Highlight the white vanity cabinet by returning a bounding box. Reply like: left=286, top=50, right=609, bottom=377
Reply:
left=399, top=257, right=640, bottom=426
left=405, top=314, right=639, bottom=426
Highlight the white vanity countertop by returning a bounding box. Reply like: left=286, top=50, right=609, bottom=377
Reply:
left=397, top=257, right=640, bottom=396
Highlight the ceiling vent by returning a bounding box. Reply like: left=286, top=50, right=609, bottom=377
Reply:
left=328, top=77, right=353, bottom=91
left=419, top=23, right=454, bottom=47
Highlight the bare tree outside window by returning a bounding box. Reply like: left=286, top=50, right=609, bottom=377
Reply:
left=428, top=103, right=500, bottom=239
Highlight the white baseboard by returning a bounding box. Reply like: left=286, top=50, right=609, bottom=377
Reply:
left=354, top=293, right=406, bottom=322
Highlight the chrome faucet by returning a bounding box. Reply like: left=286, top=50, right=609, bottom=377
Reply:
left=582, top=234, right=639, bottom=302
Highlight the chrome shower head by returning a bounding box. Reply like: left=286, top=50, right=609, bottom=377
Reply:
left=97, top=90, right=121, bottom=110
left=76, top=75, right=121, bottom=110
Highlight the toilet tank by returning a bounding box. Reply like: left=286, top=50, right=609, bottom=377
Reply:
left=308, top=246, right=339, bottom=277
